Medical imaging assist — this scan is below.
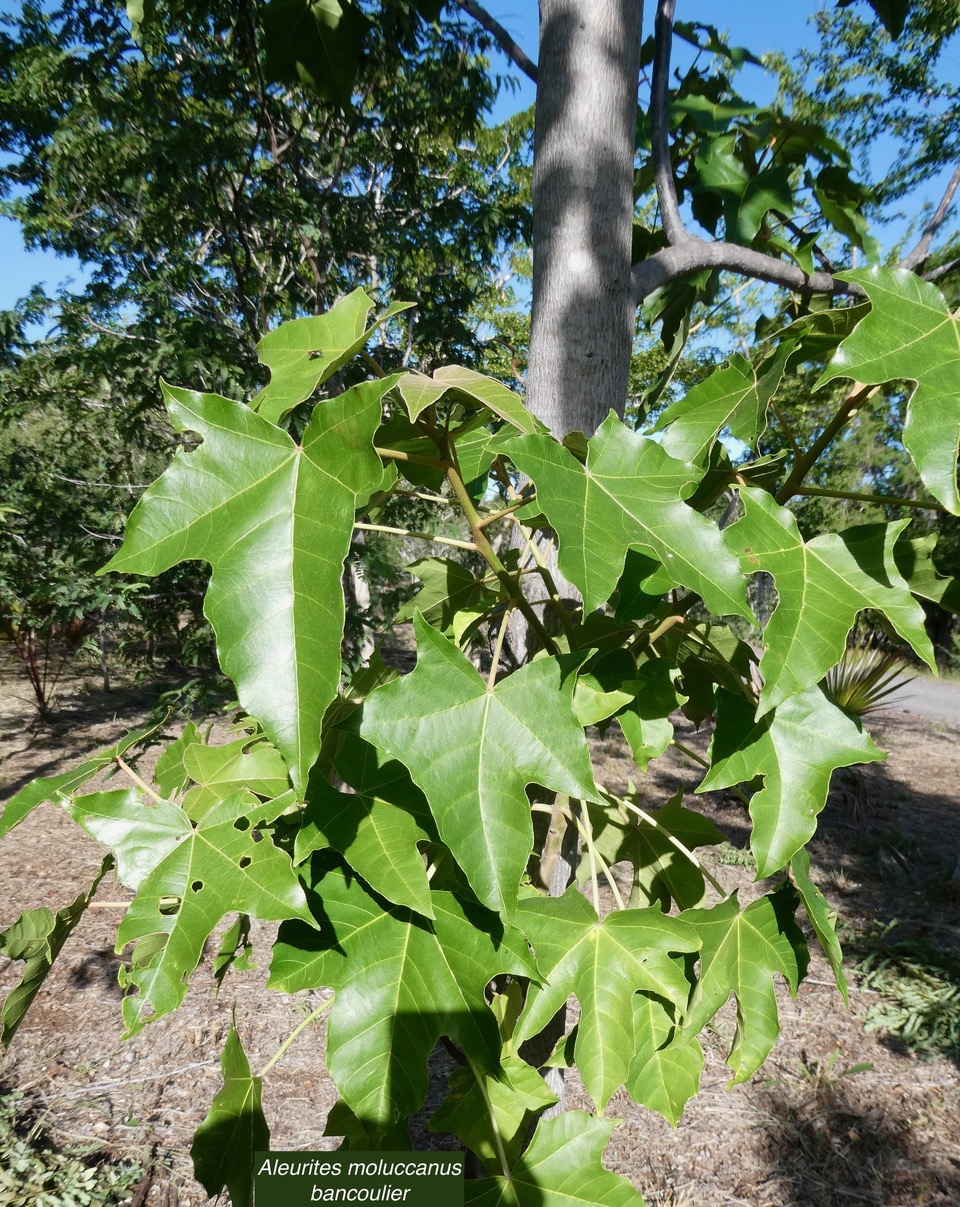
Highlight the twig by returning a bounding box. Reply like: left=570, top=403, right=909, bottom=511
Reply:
left=453, top=0, right=538, bottom=83
left=609, top=791, right=728, bottom=898
left=794, top=485, right=947, bottom=511
left=258, top=996, right=335, bottom=1078
left=776, top=381, right=879, bottom=503
left=114, top=755, right=162, bottom=803
left=652, top=0, right=686, bottom=246
left=487, top=605, right=513, bottom=691
left=353, top=521, right=476, bottom=552
left=900, top=159, right=960, bottom=271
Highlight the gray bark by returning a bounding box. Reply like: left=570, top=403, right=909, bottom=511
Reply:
left=526, top=0, right=644, bottom=438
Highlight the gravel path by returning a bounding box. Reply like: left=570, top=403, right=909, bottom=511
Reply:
left=896, top=674, right=960, bottom=724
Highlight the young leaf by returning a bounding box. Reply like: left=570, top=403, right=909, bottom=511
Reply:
left=819, top=267, right=960, bottom=514
left=464, top=1113, right=646, bottom=1207
left=700, top=687, right=883, bottom=877
left=429, top=1056, right=557, bottom=1174
left=725, top=487, right=934, bottom=713
left=359, top=616, right=602, bottom=918
left=514, top=889, right=700, bottom=1111
left=154, top=721, right=202, bottom=800
left=0, top=857, right=112, bottom=1046
left=0, top=721, right=160, bottom=839
left=190, top=1022, right=268, bottom=1207
left=253, top=288, right=412, bottom=424
left=268, top=864, right=537, bottom=1139
left=102, top=379, right=395, bottom=793
left=179, top=736, right=290, bottom=820
left=626, top=993, right=703, bottom=1126
left=66, top=789, right=313, bottom=1035
left=682, top=888, right=808, bottom=1084
left=509, top=416, right=750, bottom=618
left=295, top=734, right=435, bottom=918
left=790, top=849, right=848, bottom=1004
left=395, top=365, right=541, bottom=433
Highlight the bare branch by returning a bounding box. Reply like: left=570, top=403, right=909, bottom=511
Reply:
left=924, top=255, right=960, bottom=283
left=900, top=159, right=960, bottom=271
left=652, top=0, right=685, bottom=245
left=453, top=0, right=538, bottom=84
left=632, top=239, right=864, bottom=302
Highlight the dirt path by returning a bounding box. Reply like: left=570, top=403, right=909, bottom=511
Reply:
left=2, top=658, right=960, bottom=1205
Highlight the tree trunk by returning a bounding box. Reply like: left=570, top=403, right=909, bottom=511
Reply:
left=527, top=0, right=644, bottom=438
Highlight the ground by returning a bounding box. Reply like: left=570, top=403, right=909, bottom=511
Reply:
left=2, top=645, right=960, bottom=1207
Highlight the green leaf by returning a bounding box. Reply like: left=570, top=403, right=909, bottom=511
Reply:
left=65, top=789, right=313, bottom=1035
left=262, top=0, right=370, bottom=106
left=894, top=533, right=960, bottom=614
left=735, top=166, right=795, bottom=244
left=429, top=1056, right=557, bottom=1174
left=509, top=417, right=750, bottom=618
left=102, top=379, right=394, bottom=793
left=819, top=267, right=960, bottom=513
left=653, top=344, right=790, bottom=465
left=254, top=289, right=412, bottom=424
left=154, top=722, right=202, bottom=800
left=295, top=733, right=435, bottom=918
left=180, top=736, right=290, bottom=820
left=813, top=167, right=879, bottom=260
left=626, top=993, right=703, bottom=1126
left=0, top=721, right=159, bottom=840
left=395, top=365, right=540, bottom=433
left=396, top=557, right=499, bottom=642
left=191, top=1022, right=268, bottom=1207
left=790, top=849, right=848, bottom=1004
left=614, top=658, right=684, bottom=773
left=700, top=687, right=883, bottom=877
left=269, top=864, right=536, bottom=1139
left=585, top=793, right=725, bottom=911
left=359, top=616, right=601, bottom=918
left=213, top=914, right=255, bottom=991
left=0, top=857, right=112, bottom=1046
left=837, top=0, right=910, bottom=39
left=682, top=888, right=808, bottom=1084
left=514, top=889, right=699, bottom=1110
left=464, top=1113, right=646, bottom=1207
left=725, top=487, right=935, bottom=713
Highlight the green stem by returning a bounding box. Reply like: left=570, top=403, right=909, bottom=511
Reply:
left=793, top=485, right=946, bottom=511
left=672, top=740, right=709, bottom=770
left=770, top=399, right=802, bottom=459
left=258, top=996, right=335, bottom=1078
left=375, top=445, right=448, bottom=469
left=487, top=605, right=513, bottom=691
left=609, top=791, right=728, bottom=898
left=353, top=522, right=476, bottom=552
left=776, top=382, right=878, bottom=504
left=509, top=517, right=578, bottom=642
left=114, top=755, right=162, bottom=803
left=464, top=1053, right=513, bottom=1187
left=570, top=807, right=625, bottom=911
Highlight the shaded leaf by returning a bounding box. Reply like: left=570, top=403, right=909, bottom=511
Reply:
left=725, top=486, right=934, bottom=713
left=0, top=857, right=112, bottom=1046
left=509, top=416, right=750, bottom=618
left=626, top=993, right=703, bottom=1126
left=700, top=686, right=883, bottom=877
left=213, top=915, right=255, bottom=991
left=269, top=864, right=536, bottom=1139
left=682, top=888, right=808, bottom=1083
left=464, top=1113, right=646, bottom=1207
left=820, top=268, right=960, bottom=513
left=359, top=615, right=601, bottom=918
left=262, top=0, right=369, bottom=107
left=102, top=379, right=394, bottom=793
left=894, top=533, right=960, bottom=614
left=396, top=557, right=499, bottom=642
left=514, top=889, right=699, bottom=1110
left=191, top=1022, right=268, bottom=1207
left=791, top=849, right=848, bottom=1004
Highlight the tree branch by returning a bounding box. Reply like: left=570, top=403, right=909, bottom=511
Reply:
left=900, top=159, right=960, bottom=271
left=652, top=0, right=685, bottom=245
left=453, top=0, right=538, bottom=83
left=923, top=255, right=960, bottom=284
left=632, top=238, right=863, bottom=302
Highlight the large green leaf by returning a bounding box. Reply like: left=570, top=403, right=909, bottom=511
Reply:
left=464, top=1113, right=646, bottom=1207
left=396, top=365, right=540, bottom=433
left=626, top=993, right=703, bottom=1126
left=268, top=864, right=536, bottom=1138
left=102, top=379, right=394, bottom=793
left=65, top=789, right=313, bottom=1035
left=514, top=889, right=699, bottom=1111
left=191, top=1022, right=268, bottom=1207
left=262, top=0, right=369, bottom=106
left=254, top=288, right=411, bottom=424
left=429, top=1056, right=557, bottom=1175
left=652, top=344, right=789, bottom=464
left=819, top=268, right=960, bottom=514
left=0, top=857, right=112, bottom=1046
left=725, top=486, right=934, bottom=713
left=700, top=687, right=883, bottom=877
left=791, top=849, right=848, bottom=1004
left=0, top=721, right=159, bottom=839
left=295, top=733, right=435, bottom=918
left=509, top=416, right=750, bottom=618
left=359, top=616, right=601, bottom=918
left=682, top=888, right=808, bottom=1083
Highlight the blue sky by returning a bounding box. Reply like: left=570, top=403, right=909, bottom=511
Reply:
left=0, top=1, right=956, bottom=314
